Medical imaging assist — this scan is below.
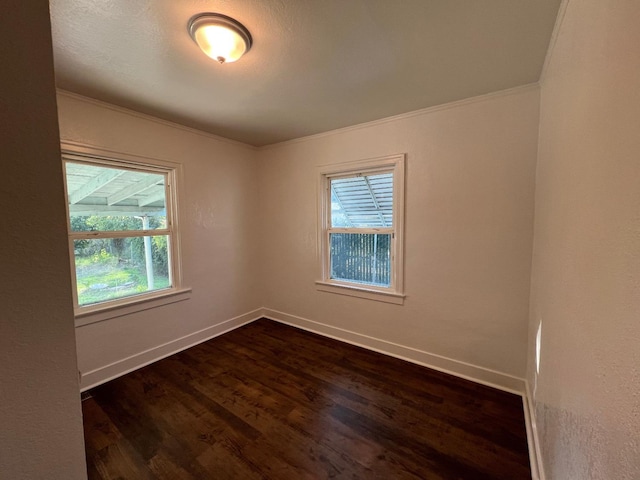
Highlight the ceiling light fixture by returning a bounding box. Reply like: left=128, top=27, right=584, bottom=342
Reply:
left=188, top=13, right=252, bottom=64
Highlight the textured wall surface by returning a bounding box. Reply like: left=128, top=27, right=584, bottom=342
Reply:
left=258, top=87, right=540, bottom=378
left=57, top=93, right=262, bottom=383
left=0, top=1, right=87, bottom=478
left=528, top=0, right=640, bottom=477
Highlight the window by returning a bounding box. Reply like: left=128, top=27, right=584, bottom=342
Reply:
left=62, top=146, right=185, bottom=318
left=316, top=154, right=405, bottom=304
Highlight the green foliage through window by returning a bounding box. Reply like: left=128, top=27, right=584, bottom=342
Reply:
left=72, top=215, right=170, bottom=306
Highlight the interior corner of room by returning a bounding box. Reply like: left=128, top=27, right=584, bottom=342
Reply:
left=2, top=0, right=639, bottom=479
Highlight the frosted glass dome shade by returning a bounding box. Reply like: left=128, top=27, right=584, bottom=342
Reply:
left=188, top=13, right=252, bottom=64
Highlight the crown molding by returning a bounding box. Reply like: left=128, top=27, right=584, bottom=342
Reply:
left=58, top=83, right=541, bottom=153
left=539, top=0, right=571, bottom=85
left=259, top=83, right=540, bottom=151
left=56, top=89, right=258, bottom=151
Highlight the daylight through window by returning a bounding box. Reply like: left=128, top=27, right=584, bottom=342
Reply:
left=63, top=153, right=180, bottom=311
left=330, top=173, right=393, bottom=286
left=317, top=155, right=405, bottom=304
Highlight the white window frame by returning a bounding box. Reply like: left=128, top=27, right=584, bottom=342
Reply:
left=316, top=154, right=405, bottom=305
left=61, top=142, right=190, bottom=325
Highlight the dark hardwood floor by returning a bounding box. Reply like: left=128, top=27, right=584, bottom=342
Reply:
left=82, top=318, right=531, bottom=479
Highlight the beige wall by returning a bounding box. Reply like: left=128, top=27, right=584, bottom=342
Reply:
left=529, top=0, right=640, bottom=477
left=56, top=93, right=263, bottom=387
left=58, top=84, right=540, bottom=397
left=258, top=87, right=540, bottom=380
left=0, top=1, right=87, bottom=478
left=5, top=2, right=638, bottom=476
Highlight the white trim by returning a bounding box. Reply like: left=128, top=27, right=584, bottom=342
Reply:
left=317, top=154, right=405, bottom=300
left=61, top=141, right=186, bottom=295
left=75, top=287, right=192, bottom=326
left=315, top=281, right=405, bottom=305
left=57, top=90, right=257, bottom=151
left=78, top=305, right=539, bottom=474
left=58, top=85, right=541, bottom=151
left=61, top=140, right=185, bottom=171
left=61, top=142, right=187, bottom=320
left=79, top=308, right=265, bottom=391
left=260, top=84, right=540, bottom=149
left=328, top=227, right=394, bottom=235
left=317, top=155, right=405, bottom=176
left=524, top=381, right=546, bottom=480
left=539, top=0, right=571, bottom=85
left=262, top=308, right=526, bottom=395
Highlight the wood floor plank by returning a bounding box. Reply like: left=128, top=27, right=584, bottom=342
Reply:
left=184, top=344, right=448, bottom=479
left=210, top=328, right=528, bottom=468
left=237, top=321, right=529, bottom=472
left=82, top=318, right=531, bottom=479
left=156, top=358, right=358, bottom=478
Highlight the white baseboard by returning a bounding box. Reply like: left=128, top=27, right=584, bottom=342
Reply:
left=80, top=306, right=541, bottom=477
left=80, top=308, right=265, bottom=391
left=523, top=381, right=545, bottom=480
left=79, top=307, right=526, bottom=395
left=262, top=308, right=526, bottom=395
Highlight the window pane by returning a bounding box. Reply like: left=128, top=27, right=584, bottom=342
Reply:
left=330, top=233, right=391, bottom=287
left=66, top=162, right=166, bottom=231
left=73, top=235, right=171, bottom=306
left=330, top=172, right=393, bottom=228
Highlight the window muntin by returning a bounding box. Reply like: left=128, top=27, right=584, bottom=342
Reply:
left=63, top=154, right=179, bottom=311
left=318, top=155, right=405, bottom=300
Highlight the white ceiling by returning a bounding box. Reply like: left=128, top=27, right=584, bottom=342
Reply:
left=50, top=0, right=561, bottom=147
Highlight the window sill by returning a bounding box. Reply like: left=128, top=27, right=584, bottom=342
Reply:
left=315, top=281, right=405, bottom=305
left=74, top=287, right=192, bottom=327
